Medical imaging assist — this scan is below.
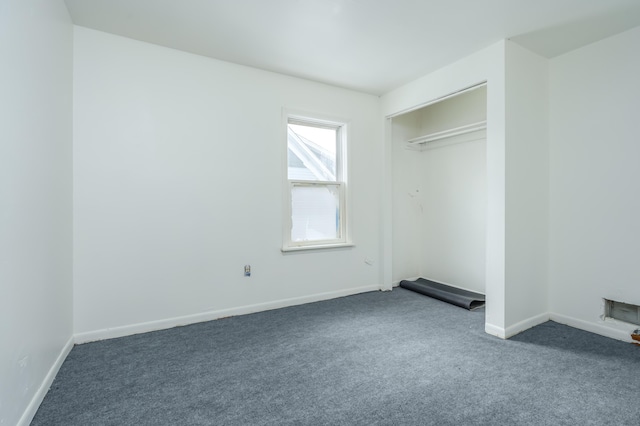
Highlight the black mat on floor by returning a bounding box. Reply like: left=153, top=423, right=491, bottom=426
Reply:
left=399, top=278, right=485, bottom=310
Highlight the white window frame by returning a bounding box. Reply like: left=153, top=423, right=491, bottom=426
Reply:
left=282, top=110, right=352, bottom=251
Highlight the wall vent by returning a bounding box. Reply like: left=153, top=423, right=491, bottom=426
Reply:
left=604, top=299, right=640, bottom=326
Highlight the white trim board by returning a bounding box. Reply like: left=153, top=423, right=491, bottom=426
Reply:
left=505, top=312, right=550, bottom=338
left=549, top=313, right=635, bottom=343
left=391, top=277, right=420, bottom=287
left=488, top=312, right=637, bottom=342
left=486, top=312, right=550, bottom=339
left=484, top=322, right=506, bottom=339
left=18, top=337, right=74, bottom=426
left=74, top=285, right=381, bottom=344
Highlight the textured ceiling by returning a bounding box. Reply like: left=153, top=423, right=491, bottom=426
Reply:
left=64, top=0, right=640, bottom=95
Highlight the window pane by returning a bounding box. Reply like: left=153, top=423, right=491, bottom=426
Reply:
left=287, top=123, right=337, bottom=181
left=291, top=184, right=340, bottom=242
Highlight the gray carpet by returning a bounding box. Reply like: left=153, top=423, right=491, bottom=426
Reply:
left=32, top=288, right=640, bottom=425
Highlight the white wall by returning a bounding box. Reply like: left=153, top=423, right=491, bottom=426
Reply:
left=418, top=86, right=487, bottom=135
left=382, top=42, right=508, bottom=336
left=419, top=138, right=487, bottom=294
left=390, top=113, right=422, bottom=283
left=390, top=88, right=487, bottom=294
left=418, top=88, right=487, bottom=294
left=73, top=27, right=382, bottom=339
left=504, top=42, right=550, bottom=330
left=0, top=1, right=74, bottom=425
left=549, top=26, right=640, bottom=341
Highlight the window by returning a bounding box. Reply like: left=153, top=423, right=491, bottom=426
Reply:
left=283, top=113, right=349, bottom=250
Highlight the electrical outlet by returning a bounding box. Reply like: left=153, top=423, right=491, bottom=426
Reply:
left=244, top=265, right=251, bottom=277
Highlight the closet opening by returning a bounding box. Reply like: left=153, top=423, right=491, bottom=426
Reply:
left=390, top=83, right=488, bottom=310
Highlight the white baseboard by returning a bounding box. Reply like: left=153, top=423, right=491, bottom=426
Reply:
left=486, top=312, right=635, bottom=343
left=549, top=312, right=634, bottom=343
left=417, top=275, right=485, bottom=295
left=485, top=312, right=550, bottom=339
left=504, top=312, right=550, bottom=338
left=74, top=285, right=381, bottom=344
left=484, top=322, right=506, bottom=339
left=18, top=336, right=74, bottom=426
left=391, top=276, right=420, bottom=287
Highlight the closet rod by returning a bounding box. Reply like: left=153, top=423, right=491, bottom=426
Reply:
left=407, top=120, right=486, bottom=145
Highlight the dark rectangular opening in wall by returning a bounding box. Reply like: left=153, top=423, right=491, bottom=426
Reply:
left=605, top=299, right=640, bottom=326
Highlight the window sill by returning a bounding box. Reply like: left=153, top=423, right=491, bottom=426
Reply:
left=281, top=242, right=354, bottom=253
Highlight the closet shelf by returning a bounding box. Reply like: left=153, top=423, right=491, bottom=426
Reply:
left=407, top=120, right=487, bottom=145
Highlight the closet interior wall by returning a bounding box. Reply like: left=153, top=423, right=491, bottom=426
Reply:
left=392, top=86, right=487, bottom=294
